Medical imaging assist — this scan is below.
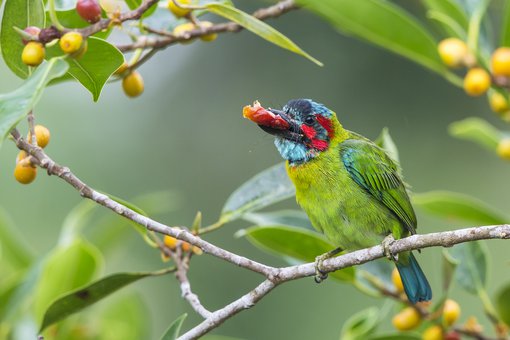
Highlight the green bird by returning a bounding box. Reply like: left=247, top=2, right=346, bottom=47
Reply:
left=244, top=98, right=431, bottom=304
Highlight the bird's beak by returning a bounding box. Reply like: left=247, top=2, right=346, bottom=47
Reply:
left=243, top=101, right=302, bottom=141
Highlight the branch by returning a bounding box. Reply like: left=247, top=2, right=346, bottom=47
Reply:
left=116, top=0, right=299, bottom=52
left=11, top=130, right=510, bottom=339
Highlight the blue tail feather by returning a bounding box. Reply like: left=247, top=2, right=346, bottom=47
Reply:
left=396, top=253, right=432, bottom=304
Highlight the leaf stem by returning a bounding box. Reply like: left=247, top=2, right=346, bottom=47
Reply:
left=48, top=0, right=65, bottom=31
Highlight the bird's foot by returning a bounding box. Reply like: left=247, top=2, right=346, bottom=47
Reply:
left=382, top=234, right=398, bottom=262
left=314, top=247, right=342, bottom=283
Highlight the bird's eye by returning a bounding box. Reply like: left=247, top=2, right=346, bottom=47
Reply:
left=304, top=115, right=315, bottom=125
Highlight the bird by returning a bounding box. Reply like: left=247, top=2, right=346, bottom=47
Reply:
left=243, top=98, right=432, bottom=304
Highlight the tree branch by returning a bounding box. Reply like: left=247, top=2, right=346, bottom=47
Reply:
left=11, top=129, right=510, bottom=339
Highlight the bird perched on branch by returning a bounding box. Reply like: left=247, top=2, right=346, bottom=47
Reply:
left=243, top=98, right=431, bottom=304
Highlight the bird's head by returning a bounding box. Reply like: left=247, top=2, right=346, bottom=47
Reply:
left=244, top=99, right=339, bottom=164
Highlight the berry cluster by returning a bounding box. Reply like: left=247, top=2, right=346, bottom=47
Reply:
left=161, top=234, right=203, bottom=261
left=14, top=125, right=51, bottom=185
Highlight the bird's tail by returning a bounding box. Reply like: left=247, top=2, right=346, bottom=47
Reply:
left=396, top=252, right=432, bottom=304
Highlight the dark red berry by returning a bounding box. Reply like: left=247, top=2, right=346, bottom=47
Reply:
left=444, top=331, right=461, bottom=340
left=22, top=26, right=41, bottom=45
left=76, top=0, right=102, bottom=23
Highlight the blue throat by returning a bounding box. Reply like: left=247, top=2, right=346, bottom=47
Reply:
left=274, top=138, right=318, bottom=165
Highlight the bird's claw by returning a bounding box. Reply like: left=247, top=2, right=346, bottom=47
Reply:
left=382, top=234, right=398, bottom=262
left=314, top=255, right=329, bottom=283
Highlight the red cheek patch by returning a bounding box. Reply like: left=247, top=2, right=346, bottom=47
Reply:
left=301, top=124, right=317, bottom=139
left=312, top=139, right=329, bottom=151
left=316, top=115, right=334, bottom=138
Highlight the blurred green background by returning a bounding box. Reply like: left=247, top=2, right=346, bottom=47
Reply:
left=1, top=1, right=509, bottom=339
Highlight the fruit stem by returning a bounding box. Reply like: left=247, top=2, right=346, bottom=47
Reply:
left=48, top=0, right=66, bottom=31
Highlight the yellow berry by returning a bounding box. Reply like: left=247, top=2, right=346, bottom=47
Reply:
left=464, top=67, right=491, bottom=96
left=163, top=235, right=178, bottom=249
left=22, top=42, right=45, bottom=66
left=14, top=162, right=37, bottom=184
left=463, top=316, right=483, bottom=334
left=392, top=268, right=404, bottom=293
left=442, top=299, right=461, bottom=326
left=497, top=138, right=510, bottom=160
left=173, top=22, right=197, bottom=44
left=122, top=71, right=144, bottom=98
left=16, top=150, right=28, bottom=164
left=114, top=62, right=129, bottom=75
left=59, top=32, right=84, bottom=54
left=28, top=125, right=51, bottom=148
left=199, top=21, right=217, bottom=42
left=192, top=246, right=203, bottom=255
left=438, top=38, right=468, bottom=68
left=167, top=0, right=191, bottom=17
left=492, top=47, right=510, bottom=77
left=423, top=325, right=444, bottom=340
left=392, top=307, right=422, bottom=331
left=489, top=92, right=510, bottom=113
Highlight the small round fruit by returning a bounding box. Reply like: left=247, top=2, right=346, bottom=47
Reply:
left=14, top=162, right=37, bottom=184
left=76, top=0, right=102, bottom=23
left=422, top=325, right=444, bottom=340
left=28, top=125, right=51, bottom=148
left=22, top=26, right=41, bottom=45
left=438, top=38, right=468, bottom=68
left=59, top=32, right=84, bottom=54
left=391, top=268, right=404, bottom=293
left=442, top=299, right=461, bottom=326
left=489, top=91, right=510, bottom=113
left=199, top=21, right=217, bottom=42
left=114, top=62, right=128, bottom=75
left=167, top=0, right=191, bottom=17
left=192, top=246, right=203, bottom=255
left=181, top=241, right=191, bottom=252
left=22, top=42, right=45, bottom=66
left=492, top=47, right=510, bottom=77
left=392, top=307, right=421, bottom=331
left=173, top=22, right=197, bottom=44
left=444, top=331, right=461, bottom=340
left=463, top=67, right=491, bottom=96
left=164, top=235, right=178, bottom=249
left=497, top=138, right=510, bottom=160
left=16, top=150, right=28, bottom=164
left=122, top=71, right=144, bottom=98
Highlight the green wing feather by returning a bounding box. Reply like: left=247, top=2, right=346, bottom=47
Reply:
left=340, top=137, right=417, bottom=235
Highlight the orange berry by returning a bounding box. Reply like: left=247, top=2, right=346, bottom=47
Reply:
left=14, top=162, right=37, bottom=184
left=492, top=47, right=510, bottom=77
left=464, top=67, right=491, bottom=96
left=181, top=241, right=192, bottom=252
left=423, top=325, right=444, bottom=340
left=438, top=38, right=468, bottom=68
left=167, top=0, right=191, bottom=17
left=16, top=150, right=28, bottom=164
left=122, top=71, right=144, bottom=98
left=392, top=307, right=421, bottom=331
left=28, top=125, right=51, bottom=148
left=392, top=268, right=404, bottom=293
left=59, top=32, right=84, bottom=54
left=163, top=235, right=178, bottom=249
left=443, top=299, right=461, bottom=326
left=199, top=21, right=217, bottom=42
left=497, top=138, right=510, bottom=160
left=22, top=42, right=45, bottom=66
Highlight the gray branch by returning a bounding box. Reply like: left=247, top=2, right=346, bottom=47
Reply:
left=11, top=130, right=510, bottom=340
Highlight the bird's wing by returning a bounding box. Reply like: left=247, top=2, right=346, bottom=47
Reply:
left=340, top=138, right=417, bottom=234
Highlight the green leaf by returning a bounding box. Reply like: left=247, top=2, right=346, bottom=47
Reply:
left=496, top=283, right=510, bottom=325
left=58, top=200, right=96, bottom=246
left=413, top=190, right=508, bottom=225
left=501, top=0, right=510, bottom=47
left=160, top=313, right=187, bottom=340
left=0, top=206, right=34, bottom=270
left=204, top=3, right=322, bottom=66
left=375, top=127, right=400, bottom=165
left=0, top=58, right=69, bottom=146
left=220, top=163, right=295, bottom=223
left=39, top=268, right=173, bottom=331
left=296, top=0, right=449, bottom=77
left=243, top=210, right=313, bottom=230
left=449, top=117, right=502, bottom=150
left=0, top=0, right=45, bottom=78
left=442, top=249, right=459, bottom=292
left=238, top=225, right=355, bottom=282
left=423, top=0, right=468, bottom=38
left=45, top=37, right=123, bottom=101
left=446, top=241, right=488, bottom=295
left=340, top=307, right=379, bottom=340
left=33, top=239, right=103, bottom=323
